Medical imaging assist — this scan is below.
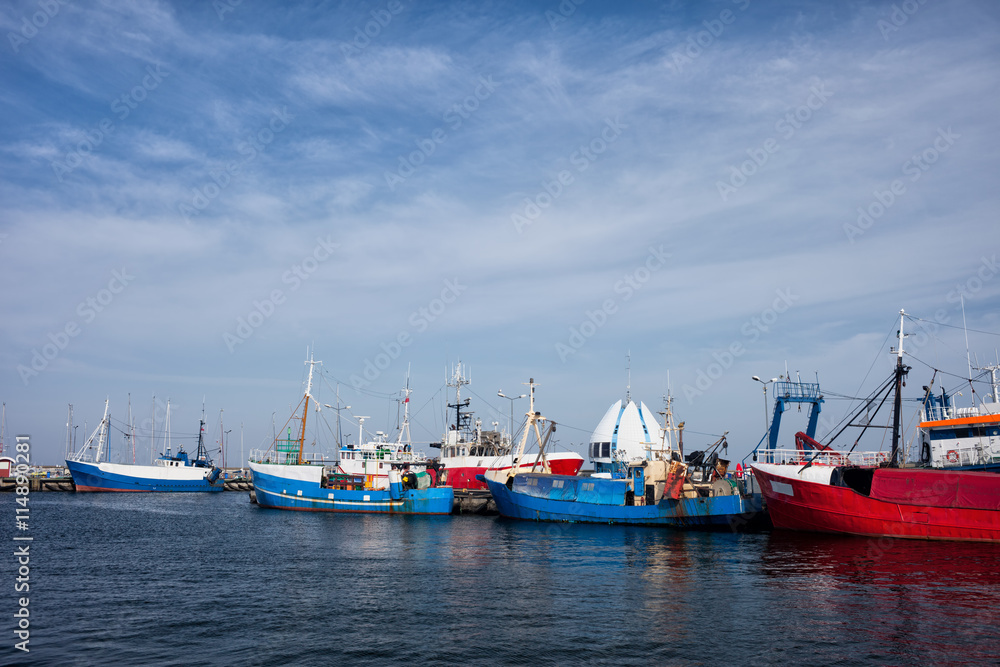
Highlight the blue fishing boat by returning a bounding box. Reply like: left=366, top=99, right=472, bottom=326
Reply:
left=481, top=379, right=764, bottom=529
left=248, top=355, right=453, bottom=515
left=66, top=400, right=224, bottom=492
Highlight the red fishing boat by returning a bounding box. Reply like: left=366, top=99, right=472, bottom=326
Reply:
left=752, top=310, right=1000, bottom=543
left=432, top=363, right=583, bottom=489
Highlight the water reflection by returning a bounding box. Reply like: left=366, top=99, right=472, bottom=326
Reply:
left=761, top=532, right=1000, bottom=665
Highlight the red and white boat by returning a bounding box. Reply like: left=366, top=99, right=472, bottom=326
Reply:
left=433, top=364, right=583, bottom=490
left=752, top=310, right=1000, bottom=543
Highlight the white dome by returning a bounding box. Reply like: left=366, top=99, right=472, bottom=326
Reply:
left=589, top=398, right=661, bottom=463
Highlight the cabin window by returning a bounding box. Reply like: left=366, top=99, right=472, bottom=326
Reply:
left=602, top=442, right=611, bottom=458
left=582, top=482, right=595, bottom=491
left=553, top=479, right=564, bottom=488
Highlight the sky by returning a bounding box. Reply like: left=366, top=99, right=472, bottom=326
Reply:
left=1, top=0, right=999, bottom=467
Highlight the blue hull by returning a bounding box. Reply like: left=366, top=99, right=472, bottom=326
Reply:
left=484, top=475, right=765, bottom=530
left=66, top=460, right=225, bottom=493
left=252, top=467, right=454, bottom=515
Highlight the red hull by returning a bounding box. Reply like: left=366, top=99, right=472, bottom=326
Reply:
left=445, top=458, right=584, bottom=490
left=753, top=465, right=1000, bottom=543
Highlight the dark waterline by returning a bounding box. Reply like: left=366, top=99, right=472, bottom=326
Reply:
left=4, top=492, right=1000, bottom=666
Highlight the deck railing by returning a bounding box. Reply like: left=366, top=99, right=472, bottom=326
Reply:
left=248, top=448, right=328, bottom=465
left=759, top=448, right=889, bottom=466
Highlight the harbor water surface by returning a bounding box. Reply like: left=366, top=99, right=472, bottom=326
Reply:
left=5, top=492, right=1000, bottom=666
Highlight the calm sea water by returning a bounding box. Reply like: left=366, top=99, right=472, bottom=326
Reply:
left=4, top=491, right=1000, bottom=666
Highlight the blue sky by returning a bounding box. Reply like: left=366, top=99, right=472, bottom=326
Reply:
left=2, top=0, right=999, bottom=466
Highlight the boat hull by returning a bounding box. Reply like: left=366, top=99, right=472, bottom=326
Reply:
left=444, top=453, right=585, bottom=490
left=482, top=474, right=764, bottom=529
left=249, top=462, right=454, bottom=515
left=752, top=463, right=1000, bottom=542
left=66, top=459, right=224, bottom=492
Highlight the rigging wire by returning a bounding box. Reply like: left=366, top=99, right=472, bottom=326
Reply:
left=905, top=314, right=1000, bottom=338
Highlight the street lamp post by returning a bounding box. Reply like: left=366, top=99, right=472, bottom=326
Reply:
left=751, top=376, right=776, bottom=432
left=497, top=390, right=526, bottom=441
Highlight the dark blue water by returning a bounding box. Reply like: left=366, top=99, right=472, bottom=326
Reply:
left=4, top=492, right=1000, bottom=666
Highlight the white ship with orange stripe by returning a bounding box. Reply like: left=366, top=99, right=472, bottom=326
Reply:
left=917, top=360, right=1000, bottom=472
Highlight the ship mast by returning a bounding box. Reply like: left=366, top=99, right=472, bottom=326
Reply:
left=447, top=362, right=472, bottom=438
left=297, top=354, right=321, bottom=464
left=195, top=410, right=209, bottom=463
left=94, top=399, right=110, bottom=463
left=507, top=378, right=553, bottom=479
left=890, top=309, right=909, bottom=467
left=396, top=372, right=412, bottom=446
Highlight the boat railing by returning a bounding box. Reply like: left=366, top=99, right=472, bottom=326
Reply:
left=67, top=451, right=95, bottom=463
left=248, top=448, right=328, bottom=465
left=772, top=381, right=822, bottom=401
left=760, top=448, right=889, bottom=466
left=922, top=405, right=986, bottom=421
left=937, top=444, right=998, bottom=467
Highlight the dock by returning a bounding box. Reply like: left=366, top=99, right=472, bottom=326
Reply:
left=453, top=489, right=496, bottom=514
left=0, top=477, right=254, bottom=492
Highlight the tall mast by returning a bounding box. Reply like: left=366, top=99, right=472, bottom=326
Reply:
left=165, top=400, right=171, bottom=454
left=64, top=403, right=73, bottom=459
left=298, top=353, right=321, bottom=464
left=890, top=309, right=907, bottom=467
left=219, top=408, right=224, bottom=468
left=447, top=362, right=471, bottom=434
left=332, top=385, right=350, bottom=449
left=127, top=394, right=135, bottom=464
left=625, top=351, right=632, bottom=404
left=656, top=390, right=676, bottom=460
left=397, top=371, right=412, bottom=446
left=150, top=394, right=156, bottom=464
left=94, top=399, right=110, bottom=463
left=508, top=378, right=552, bottom=479
left=195, top=412, right=207, bottom=462
left=972, top=352, right=1000, bottom=405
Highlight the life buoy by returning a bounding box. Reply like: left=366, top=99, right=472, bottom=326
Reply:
left=946, top=450, right=959, bottom=463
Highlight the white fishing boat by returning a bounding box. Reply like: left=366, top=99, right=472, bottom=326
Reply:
left=66, top=400, right=223, bottom=492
